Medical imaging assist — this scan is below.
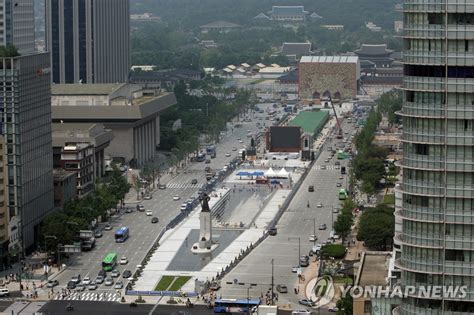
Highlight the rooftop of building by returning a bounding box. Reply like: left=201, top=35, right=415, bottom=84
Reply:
left=288, top=110, right=329, bottom=135
left=355, top=252, right=391, bottom=287
left=129, top=69, right=202, bottom=82
left=268, top=6, right=308, bottom=15
left=354, top=44, right=393, bottom=56
left=51, top=83, right=127, bottom=96
left=52, top=122, right=114, bottom=148
left=300, top=55, right=358, bottom=64
left=278, top=69, right=299, bottom=82
left=254, top=12, right=270, bottom=19
left=53, top=169, right=77, bottom=181
left=280, top=42, right=312, bottom=56
left=200, top=20, right=241, bottom=29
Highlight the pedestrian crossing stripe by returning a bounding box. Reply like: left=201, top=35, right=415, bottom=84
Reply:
left=53, top=292, right=120, bottom=302
left=166, top=183, right=204, bottom=189
left=316, top=165, right=341, bottom=170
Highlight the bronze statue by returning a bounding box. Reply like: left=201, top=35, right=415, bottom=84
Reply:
left=200, top=193, right=211, bottom=212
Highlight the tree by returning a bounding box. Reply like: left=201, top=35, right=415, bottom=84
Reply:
left=357, top=205, right=395, bottom=250
left=131, top=174, right=143, bottom=200
left=336, top=294, right=353, bottom=315
left=334, top=213, right=353, bottom=241
left=0, top=45, right=19, bottom=57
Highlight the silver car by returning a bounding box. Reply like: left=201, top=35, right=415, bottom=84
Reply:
left=104, top=277, right=114, bottom=286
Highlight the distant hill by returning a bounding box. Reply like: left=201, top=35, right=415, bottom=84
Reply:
left=131, top=0, right=401, bottom=32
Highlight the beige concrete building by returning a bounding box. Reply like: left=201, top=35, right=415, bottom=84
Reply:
left=51, top=84, right=176, bottom=167
left=299, top=56, right=360, bottom=102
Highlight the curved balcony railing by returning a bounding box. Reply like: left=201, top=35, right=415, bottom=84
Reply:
left=403, top=26, right=445, bottom=39
left=397, top=256, right=444, bottom=273
left=403, top=51, right=474, bottom=66
left=395, top=232, right=444, bottom=248
left=396, top=208, right=444, bottom=223
left=400, top=180, right=445, bottom=196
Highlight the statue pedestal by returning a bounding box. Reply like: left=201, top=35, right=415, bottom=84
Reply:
left=191, top=242, right=218, bottom=254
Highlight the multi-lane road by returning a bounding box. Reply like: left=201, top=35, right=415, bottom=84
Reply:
left=217, top=118, right=356, bottom=313
left=51, top=104, right=276, bottom=298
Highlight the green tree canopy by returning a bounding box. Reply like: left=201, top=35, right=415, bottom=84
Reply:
left=357, top=204, right=395, bottom=250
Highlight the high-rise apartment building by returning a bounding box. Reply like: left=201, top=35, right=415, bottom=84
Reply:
left=0, top=53, right=54, bottom=253
left=0, top=0, right=35, bottom=54
left=396, top=1, right=474, bottom=313
left=45, top=0, right=130, bottom=84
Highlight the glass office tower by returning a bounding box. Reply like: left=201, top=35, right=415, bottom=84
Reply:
left=396, top=1, right=474, bottom=314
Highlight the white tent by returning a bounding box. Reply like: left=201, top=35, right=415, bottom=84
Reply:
left=265, top=167, right=277, bottom=177
left=277, top=168, right=289, bottom=178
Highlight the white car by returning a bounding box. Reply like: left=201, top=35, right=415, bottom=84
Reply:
left=317, top=202, right=323, bottom=208
left=82, top=276, right=91, bottom=285
left=88, top=282, right=97, bottom=290
left=173, top=195, right=180, bottom=201
left=225, top=152, right=231, bottom=157
left=120, top=257, right=128, bottom=265
left=239, top=140, right=243, bottom=143
left=145, top=210, right=152, bottom=216
left=309, top=235, right=318, bottom=242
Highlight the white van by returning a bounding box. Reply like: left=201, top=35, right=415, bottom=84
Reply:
left=0, top=288, right=9, bottom=296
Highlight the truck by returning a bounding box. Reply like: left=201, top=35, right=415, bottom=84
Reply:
left=257, top=305, right=278, bottom=315
left=79, top=230, right=95, bottom=251
left=206, top=145, right=216, bottom=158
left=341, top=166, right=347, bottom=174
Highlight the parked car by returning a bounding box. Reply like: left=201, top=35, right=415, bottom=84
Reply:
left=151, top=217, right=159, bottom=224
left=276, top=285, right=288, bottom=293
left=104, top=224, right=113, bottom=231
left=46, top=280, right=59, bottom=288
left=299, top=299, right=315, bottom=307
left=88, top=282, right=97, bottom=290
left=75, top=284, right=86, bottom=292
left=94, top=230, right=103, bottom=238
left=137, top=204, right=145, bottom=211
left=125, top=207, right=133, bottom=213
left=309, top=235, right=318, bottom=242
left=114, top=281, right=124, bottom=289
left=268, top=227, right=277, bottom=236
left=98, top=270, right=106, bottom=278
left=122, top=270, right=132, bottom=278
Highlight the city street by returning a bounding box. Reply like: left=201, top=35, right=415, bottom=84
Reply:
left=217, top=119, right=355, bottom=313
left=51, top=104, right=274, bottom=297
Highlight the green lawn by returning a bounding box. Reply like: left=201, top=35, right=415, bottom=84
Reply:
left=333, top=275, right=353, bottom=285
left=154, top=275, right=175, bottom=291
left=168, top=276, right=192, bottom=291
left=383, top=194, right=395, bottom=205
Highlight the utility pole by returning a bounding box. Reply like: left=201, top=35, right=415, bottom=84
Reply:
left=271, top=258, right=274, bottom=305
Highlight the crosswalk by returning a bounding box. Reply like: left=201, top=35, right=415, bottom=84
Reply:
left=53, top=291, right=121, bottom=302
left=166, top=182, right=204, bottom=189
left=315, top=165, right=342, bottom=171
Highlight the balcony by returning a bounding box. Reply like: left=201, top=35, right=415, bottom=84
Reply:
left=399, top=180, right=445, bottom=197
left=446, top=236, right=474, bottom=250
left=399, top=154, right=445, bottom=170
left=404, top=76, right=474, bottom=93
left=406, top=51, right=474, bottom=67
left=401, top=130, right=445, bottom=144
left=395, top=232, right=444, bottom=248
left=396, top=256, right=444, bottom=273
left=396, top=208, right=444, bottom=223
left=403, top=25, right=445, bottom=39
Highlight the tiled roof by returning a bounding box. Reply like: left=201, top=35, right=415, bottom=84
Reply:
left=268, top=6, right=308, bottom=15
left=300, top=56, right=358, bottom=64
left=254, top=12, right=270, bottom=19
left=281, top=42, right=312, bottom=56
left=354, top=44, right=393, bottom=56
left=310, top=12, right=323, bottom=18
left=200, top=20, right=241, bottom=29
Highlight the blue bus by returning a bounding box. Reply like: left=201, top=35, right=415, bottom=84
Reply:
left=213, top=298, right=260, bottom=313
left=206, top=145, right=216, bottom=158
left=115, top=227, right=129, bottom=243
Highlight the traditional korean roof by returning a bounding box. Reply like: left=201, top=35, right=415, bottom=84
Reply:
left=268, top=6, right=308, bottom=15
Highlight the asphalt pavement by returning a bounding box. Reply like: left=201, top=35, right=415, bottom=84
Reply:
left=50, top=104, right=276, bottom=297
left=217, top=119, right=356, bottom=314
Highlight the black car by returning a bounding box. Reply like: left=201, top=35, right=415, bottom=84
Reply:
left=122, top=270, right=132, bottom=278
left=268, top=227, right=277, bottom=236
left=67, top=281, right=76, bottom=290
left=151, top=217, right=159, bottom=224
left=98, top=270, right=106, bottom=278
left=191, top=179, right=198, bottom=185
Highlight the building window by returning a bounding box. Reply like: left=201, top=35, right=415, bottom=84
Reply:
left=415, top=144, right=428, bottom=155
left=364, top=300, right=372, bottom=313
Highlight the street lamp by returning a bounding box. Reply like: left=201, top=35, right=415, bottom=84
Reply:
left=288, top=237, right=301, bottom=269
left=270, top=258, right=275, bottom=305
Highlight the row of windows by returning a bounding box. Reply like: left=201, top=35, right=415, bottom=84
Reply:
left=403, top=117, right=474, bottom=132
left=405, top=12, right=474, bottom=26
left=405, top=39, right=474, bottom=53
left=405, top=91, right=474, bottom=106
left=405, top=168, right=474, bottom=186
left=404, top=65, right=474, bottom=78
